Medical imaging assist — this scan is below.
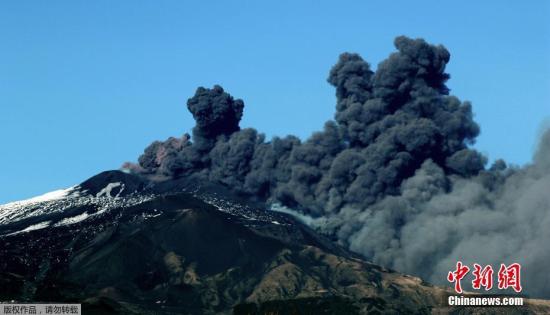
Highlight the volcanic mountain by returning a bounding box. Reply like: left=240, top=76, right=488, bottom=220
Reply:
left=0, top=171, right=549, bottom=314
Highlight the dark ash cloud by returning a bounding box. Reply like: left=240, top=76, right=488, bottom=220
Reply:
left=125, top=36, right=550, bottom=298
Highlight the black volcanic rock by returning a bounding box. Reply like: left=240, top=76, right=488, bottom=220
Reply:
left=1, top=171, right=549, bottom=314
left=76, top=170, right=148, bottom=197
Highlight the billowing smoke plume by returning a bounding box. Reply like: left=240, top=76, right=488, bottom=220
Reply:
left=320, top=131, right=550, bottom=297
left=126, top=36, right=550, bottom=297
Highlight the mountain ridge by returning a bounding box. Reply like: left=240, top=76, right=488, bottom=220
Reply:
left=1, top=170, right=548, bottom=314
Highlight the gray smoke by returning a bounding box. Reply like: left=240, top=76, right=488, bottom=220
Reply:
left=126, top=36, right=550, bottom=297
left=324, top=131, right=550, bottom=297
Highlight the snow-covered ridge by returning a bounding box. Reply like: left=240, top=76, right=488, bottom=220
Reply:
left=1, top=180, right=292, bottom=236
left=0, top=182, right=154, bottom=234
left=0, top=187, right=76, bottom=226
left=0, top=187, right=75, bottom=208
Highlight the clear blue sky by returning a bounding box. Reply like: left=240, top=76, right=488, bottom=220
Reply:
left=1, top=1, right=549, bottom=204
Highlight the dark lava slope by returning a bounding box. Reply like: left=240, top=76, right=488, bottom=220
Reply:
left=1, top=171, right=549, bottom=314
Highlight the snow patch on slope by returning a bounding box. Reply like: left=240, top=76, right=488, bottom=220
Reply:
left=6, top=220, right=52, bottom=236
left=54, top=212, right=90, bottom=226
left=96, top=182, right=125, bottom=198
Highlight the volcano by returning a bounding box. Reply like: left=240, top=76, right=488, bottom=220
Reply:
left=0, top=171, right=549, bottom=314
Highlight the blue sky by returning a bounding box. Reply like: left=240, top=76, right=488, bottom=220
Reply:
left=1, top=1, right=549, bottom=204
